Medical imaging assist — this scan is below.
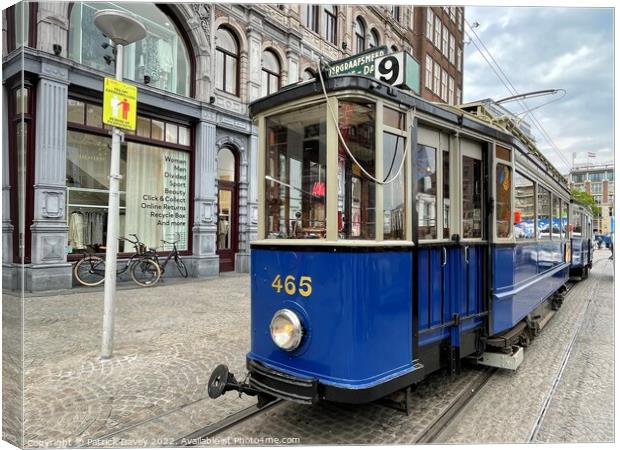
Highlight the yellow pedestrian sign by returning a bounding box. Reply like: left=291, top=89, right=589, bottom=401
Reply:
left=102, top=77, right=137, bottom=131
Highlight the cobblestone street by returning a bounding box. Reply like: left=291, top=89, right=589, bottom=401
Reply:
left=4, top=250, right=614, bottom=447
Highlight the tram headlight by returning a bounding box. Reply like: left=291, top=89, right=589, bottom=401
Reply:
left=270, top=309, right=303, bottom=351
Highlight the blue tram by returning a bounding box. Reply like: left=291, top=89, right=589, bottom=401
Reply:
left=208, top=74, right=583, bottom=405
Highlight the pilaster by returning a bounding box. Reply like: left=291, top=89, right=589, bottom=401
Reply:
left=30, top=61, right=72, bottom=290
left=192, top=111, right=219, bottom=277
left=247, top=28, right=263, bottom=102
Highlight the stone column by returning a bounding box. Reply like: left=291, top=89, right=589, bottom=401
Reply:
left=191, top=110, right=219, bottom=277
left=27, top=61, right=72, bottom=291
left=2, top=85, right=14, bottom=288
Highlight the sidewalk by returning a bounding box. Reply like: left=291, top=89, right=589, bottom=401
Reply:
left=18, top=273, right=256, bottom=447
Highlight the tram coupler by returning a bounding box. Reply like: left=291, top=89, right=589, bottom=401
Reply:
left=207, top=364, right=259, bottom=399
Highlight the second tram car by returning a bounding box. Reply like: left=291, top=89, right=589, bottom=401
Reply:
left=208, top=73, right=588, bottom=405
left=569, top=202, right=594, bottom=279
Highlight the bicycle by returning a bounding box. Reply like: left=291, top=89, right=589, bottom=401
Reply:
left=144, top=236, right=189, bottom=279
left=73, top=234, right=161, bottom=287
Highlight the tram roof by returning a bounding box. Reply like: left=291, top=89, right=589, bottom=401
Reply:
left=249, top=74, right=570, bottom=194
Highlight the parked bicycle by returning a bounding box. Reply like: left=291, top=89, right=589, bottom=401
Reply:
left=73, top=234, right=161, bottom=287
left=144, top=235, right=189, bottom=279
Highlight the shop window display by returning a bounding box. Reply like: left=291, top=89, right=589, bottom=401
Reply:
left=66, top=99, right=191, bottom=254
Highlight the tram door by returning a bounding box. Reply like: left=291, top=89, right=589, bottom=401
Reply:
left=415, top=127, right=487, bottom=373
left=217, top=147, right=238, bottom=272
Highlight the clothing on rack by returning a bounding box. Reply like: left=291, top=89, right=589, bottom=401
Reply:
left=69, top=210, right=106, bottom=250
left=69, top=212, right=85, bottom=249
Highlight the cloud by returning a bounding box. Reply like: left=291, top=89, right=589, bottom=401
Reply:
left=463, top=7, right=614, bottom=172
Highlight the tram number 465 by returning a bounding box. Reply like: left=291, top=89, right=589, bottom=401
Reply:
left=271, top=274, right=313, bottom=298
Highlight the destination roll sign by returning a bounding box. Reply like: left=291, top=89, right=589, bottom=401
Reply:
left=326, top=46, right=420, bottom=94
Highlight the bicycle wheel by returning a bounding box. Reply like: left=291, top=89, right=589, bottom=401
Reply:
left=130, top=258, right=161, bottom=287
left=175, top=256, right=189, bottom=278
left=74, top=256, right=106, bottom=287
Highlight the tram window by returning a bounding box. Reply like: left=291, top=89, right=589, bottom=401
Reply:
left=338, top=100, right=376, bottom=239
left=384, top=107, right=406, bottom=131
left=443, top=150, right=450, bottom=239
left=416, top=145, right=437, bottom=240
left=514, top=172, right=535, bottom=240
left=537, top=186, right=551, bottom=240
left=462, top=156, right=483, bottom=239
left=496, top=163, right=512, bottom=238
left=571, top=209, right=582, bottom=237
left=496, top=145, right=511, bottom=162
left=552, top=196, right=561, bottom=240
left=264, top=103, right=327, bottom=239
left=561, top=200, right=568, bottom=239
left=383, top=132, right=406, bottom=240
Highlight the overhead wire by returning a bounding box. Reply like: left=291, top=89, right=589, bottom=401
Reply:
left=464, top=19, right=572, bottom=169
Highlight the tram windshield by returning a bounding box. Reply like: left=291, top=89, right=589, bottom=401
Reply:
left=262, top=97, right=408, bottom=242
left=265, top=103, right=327, bottom=239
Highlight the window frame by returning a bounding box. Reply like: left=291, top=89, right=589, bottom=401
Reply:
left=306, top=4, right=319, bottom=33
left=255, top=93, right=412, bottom=244
left=324, top=5, right=338, bottom=45
left=494, top=145, right=513, bottom=241
left=514, top=170, right=537, bottom=243
left=261, top=50, right=282, bottom=97
left=355, top=17, right=366, bottom=53
left=215, top=26, right=241, bottom=97
left=5, top=2, right=38, bottom=52
left=65, top=94, right=194, bottom=259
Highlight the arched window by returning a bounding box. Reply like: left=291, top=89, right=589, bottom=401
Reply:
left=306, top=5, right=319, bottom=33
left=216, top=27, right=240, bottom=96
left=324, top=5, right=337, bottom=45
left=261, top=50, right=281, bottom=97
left=355, top=18, right=366, bottom=53
left=68, top=2, right=192, bottom=97
left=369, top=29, right=380, bottom=48
left=302, top=69, right=316, bottom=81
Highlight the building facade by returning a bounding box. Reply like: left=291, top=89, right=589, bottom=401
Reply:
left=2, top=2, right=465, bottom=291
left=568, top=163, right=614, bottom=234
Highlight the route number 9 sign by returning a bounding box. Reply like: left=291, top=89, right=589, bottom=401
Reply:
left=373, top=52, right=420, bottom=94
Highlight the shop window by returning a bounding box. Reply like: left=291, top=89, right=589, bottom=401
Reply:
left=264, top=103, right=327, bottom=239
left=261, top=50, right=281, bottom=97
left=496, top=164, right=512, bottom=238
left=462, top=156, right=483, bottom=239
left=338, top=100, right=376, bottom=240
left=68, top=2, right=192, bottom=97
left=514, top=172, right=535, bottom=240
left=355, top=18, right=366, bottom=53
left=215, top=27, right=240, bottom=96
left=537, top=185, right=551, bottom=240
left=324, top=5, right=337, bottom=45
left=66, top=99, right=191, bottom=254
left=416, top=145, right=437, bottom=240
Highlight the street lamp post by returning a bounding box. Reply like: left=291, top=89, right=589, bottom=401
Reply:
left=94, top=10, right=146, bottom=359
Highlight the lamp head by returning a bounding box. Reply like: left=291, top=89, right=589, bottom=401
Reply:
left=94, top=10, right=146, bottom=46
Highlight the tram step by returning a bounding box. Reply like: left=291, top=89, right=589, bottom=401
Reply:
left=476, top=347, right=524, bottom=371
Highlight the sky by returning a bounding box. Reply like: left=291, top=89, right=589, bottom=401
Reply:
left=463, top=6, right=614, bottom=174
